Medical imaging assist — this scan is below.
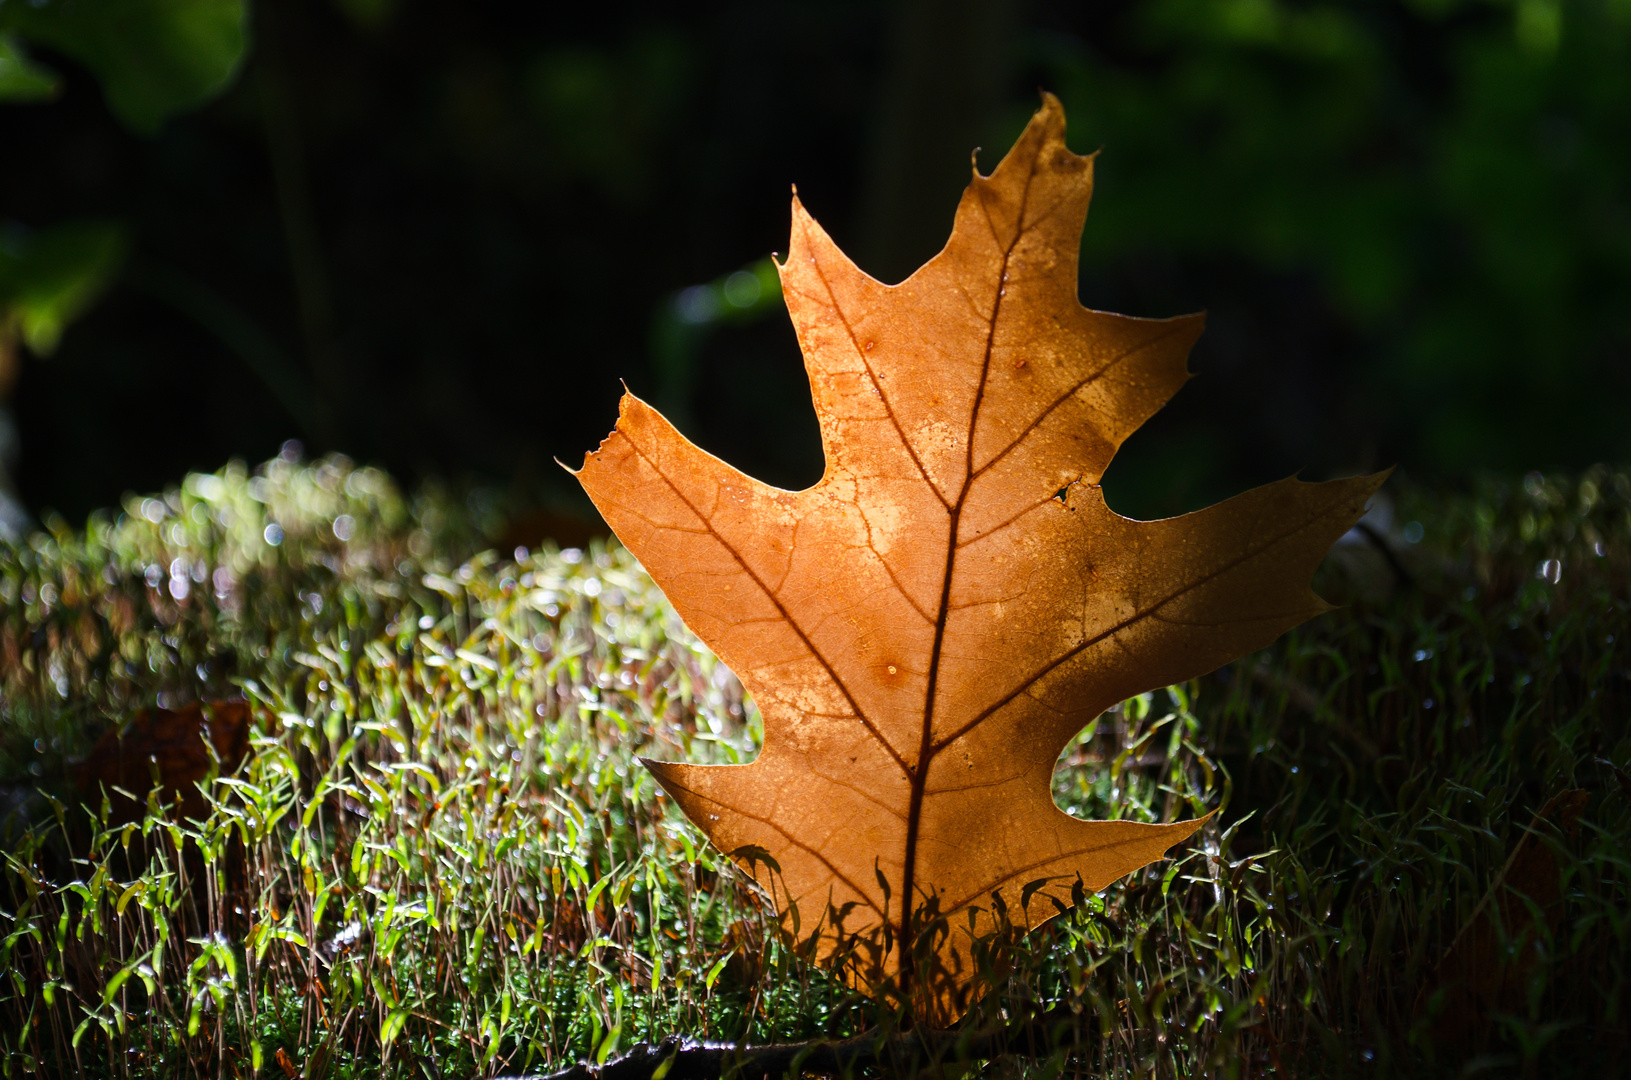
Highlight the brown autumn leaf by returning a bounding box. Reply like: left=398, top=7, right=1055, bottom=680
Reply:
left=73, top=699, right=252, bottom=825
left=574, top=93, right=1384, bottom=1022
left=1423, top=788, right=1590, bottom=1047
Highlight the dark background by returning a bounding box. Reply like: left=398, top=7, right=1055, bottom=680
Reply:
left=3, top=0, right=1628, bottom=531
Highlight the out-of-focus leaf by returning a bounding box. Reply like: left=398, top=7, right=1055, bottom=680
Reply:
left=0, top=220, right=127, bottom=355
left=72, top=701, right=254, bottom=825
left=0, top=32, right=59, bottom=101
left=525, top=31, right=694, bottom=203
left=0, top=0, right=247, bottom=133
left=331, top=0, right=399, bottom=31
left=651, top=256, right=785, bottom=427
left=1422, top=788, right=1591, bottom=1047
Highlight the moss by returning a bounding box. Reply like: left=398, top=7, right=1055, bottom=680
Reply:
left=1, top=457, right=1626, bottom=1077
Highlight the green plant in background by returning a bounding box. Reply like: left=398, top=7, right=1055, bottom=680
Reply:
left=0, top=220, right=127, bottom=358
left=5, top=0, right=1627, bottom=522
left=0, top=34, right=59, bottom=101
left=0, top=453, right=1625, bottom=1076
left=0, top=217, right=128, bottom=537
left=1040, top=0, right=1631, bottom=487
left=0, top=0, right=247, bottom=133
left=0, top=0, right=249, bottom=340
left=0, top=0, right=251, bottom=534
left=649, top=256, right=783, bottom=432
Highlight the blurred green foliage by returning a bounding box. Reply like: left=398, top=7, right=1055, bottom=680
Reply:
left=0, top=0, right=245, bottom=370
left=0, top=220, right=126, bottom=356
left=1035, top=0, right=1631, bottom=505
left=0, top=0, right=249, bottom=534
left=525, top=30, right=696, bottom=206
left=0, top=0, right=1625, bottom=526
left=651, top=256, right=785, bottom=431
left=0, top=0, right=247, bottom=133
left=0, top=34, right=59, bottom=102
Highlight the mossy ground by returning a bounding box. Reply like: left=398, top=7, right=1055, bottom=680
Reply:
left=1, top=455, right=1626, bottom=1078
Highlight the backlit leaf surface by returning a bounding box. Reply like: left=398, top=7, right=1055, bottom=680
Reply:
left=575, top=95, right=1382, bottom=1022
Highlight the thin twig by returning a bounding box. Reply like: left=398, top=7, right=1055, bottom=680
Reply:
left=1353, top=521, right=1416, bottom=590
left=498, top=1006, right=1098, bottom=1080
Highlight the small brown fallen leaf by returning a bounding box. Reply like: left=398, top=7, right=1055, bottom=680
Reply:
left=1424, top=788, right=1589, bottom=1047
left=574, top=93, right=1382, bottom=1021
left=72, top=699, right=252, bottom=824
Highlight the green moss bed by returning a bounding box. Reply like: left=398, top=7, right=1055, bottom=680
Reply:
left=1, top=454, right=1627, bottom=1078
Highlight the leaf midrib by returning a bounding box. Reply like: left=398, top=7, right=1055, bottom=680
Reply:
left=899, top=157, right=1041, bottom=984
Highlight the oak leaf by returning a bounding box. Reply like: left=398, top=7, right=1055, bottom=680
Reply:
left=574, top=94, right=1383, bottom=1022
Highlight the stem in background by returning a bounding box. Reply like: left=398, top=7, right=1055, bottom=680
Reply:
left=857, top=0, right=1016, bottom=284
left=1352, top=521, right=1417, bottom=590
left=130, top=260, right=322, bottom=439
left=504, top=1005, right=1095, bottom=1080
left=255, top=0, right=340, bottom=446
